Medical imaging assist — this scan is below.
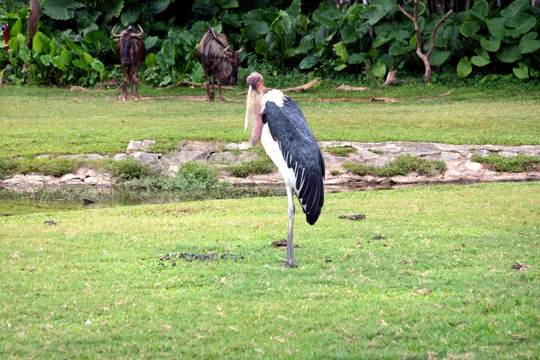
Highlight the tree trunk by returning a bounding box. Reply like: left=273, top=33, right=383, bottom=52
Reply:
left=26, top=0, right=40, bottom=49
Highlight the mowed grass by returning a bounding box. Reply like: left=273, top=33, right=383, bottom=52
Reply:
left=1, top=182, right=539, bottom=359
left=0, top=85, right=539, bottom=159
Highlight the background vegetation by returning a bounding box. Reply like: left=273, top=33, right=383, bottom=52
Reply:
left=1, top=0, right=539, bottom=87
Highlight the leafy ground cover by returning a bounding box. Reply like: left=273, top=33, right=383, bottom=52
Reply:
left=0, top=83, right=539, bottom=161
left=1, top=182, right=538, bottom=359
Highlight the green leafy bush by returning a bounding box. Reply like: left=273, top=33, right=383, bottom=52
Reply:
left=227, top=159, right=276, bottom=178
left=344, top=155, right=446, bottom=177
left=471, top=153, right=540, bottom=172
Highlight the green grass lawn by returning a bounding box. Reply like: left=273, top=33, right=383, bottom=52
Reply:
left=0, top=84, right=538, bottom=159
left=1, top=182, right=539, bottom=359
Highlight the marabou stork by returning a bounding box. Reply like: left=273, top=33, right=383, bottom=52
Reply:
left=244, top=72, right=325, bottom=267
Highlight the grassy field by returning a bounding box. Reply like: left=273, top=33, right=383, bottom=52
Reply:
left=0, top=84, right=539, bottom=159
left=1, top=182, right=538, bottom=359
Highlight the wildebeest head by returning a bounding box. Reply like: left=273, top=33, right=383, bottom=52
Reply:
left=112, top=24, right=144, bottom=66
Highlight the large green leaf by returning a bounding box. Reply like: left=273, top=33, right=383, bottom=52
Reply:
left=299, top=56, right=318, bottom=69
left=360, top=5, right=387, bottom=26
left=372, top=59, right=386, bottom=78
left=471, top=47, right=490, bottom=67
left=254, top=39, right=269, bottom=57
left=149, top=0, right=171, bottom=15
left=72, top=58, right=89, bottom=71
left=145, top=53, right=157, bottom=68
left=460, top=21, right=481, bottom=41
left=457, top=57, right=472, bottom=78
left=519, top=32, right=540, bottom=54
left=496, top=45, right=521, bottom=63
left=348, top=53, right=365, bottom=64
left=470, top=0, right=489, bottom=21
left=487, top=18, right=508, bottom=42
left=63, top=35, right=84, bottom=55
left=312, top=7, right=341, bottom=28
left=506, top=14, right=536, bottom=38
left=32, top=32, right=51, bottom=55
left=104, top=0, right=124, bottom=19
left=143, top=36, right=158, bottom=51
left=10, top=17, right=22, bottom=37
left=40, top=54, right=52, bottom=67
left=271, top=10, right=292, bottom=36
left=84, top=30, right=104, bottom=43
left=295, top=35, right=314, bottom=55
left=243, top=11, right=270, bottom=35
left=121, top=7, right=140, bottom=27
left=480, top=35, right=501, bottom=52
left=389, top=40, right=413, bottom=56
left=333, top=41, right=349, bottom=63
left=500, top=0, right=528, bottom=18
left=372, top=34, right=392, bottom=48
left=429, top=48, right=451, bottom=66
left=512, top=62, right=529, bottom=79
left=42, top=0, right=81, bottom=20
left=340, top=23, right=360, bottom=44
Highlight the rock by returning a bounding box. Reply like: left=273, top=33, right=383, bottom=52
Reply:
left=499, top=151, right=518, bottom=158
left=464, top=161, right=483, bottom=172
left=440, top=151, right=461, bottom=160
left=127, top=140, right=143, bottom=152
left=86, top=153, right=104, bottom=160
left=59, top=174, right=81, bottom=183
left=224, top=142, right=250, bottom=151
left=114, top=153, right=127, bottom=161
left=84, top=177, right=98, bottom=185
left=167, top=150, right=207, bottom=165
left=131, top=151, right=161, bottom=164
left=474, top=149, right=490, bottom=157
left=142, top=140, right=156, bottom=149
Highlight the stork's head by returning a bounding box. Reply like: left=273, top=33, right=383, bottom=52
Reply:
left=245, top=72, right=265, bottom=145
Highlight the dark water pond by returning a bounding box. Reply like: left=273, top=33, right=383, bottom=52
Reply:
left=0, top=185, right=282, bottom=216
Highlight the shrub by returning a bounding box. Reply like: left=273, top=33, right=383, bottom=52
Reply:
left=227, top=159, right=276, bottom=178
left=344, top=155, right=446, bottom=177
left=471, top=154, right=540, bottom=172
left=103, top=158, right=153, bottom=180
left=326, top=146, right=357, bottom=157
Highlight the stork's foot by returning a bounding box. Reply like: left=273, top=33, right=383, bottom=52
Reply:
left=281, top=261, right=298, bottom=268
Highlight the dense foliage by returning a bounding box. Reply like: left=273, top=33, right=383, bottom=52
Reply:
left=0, top=0, right=538, bottom=87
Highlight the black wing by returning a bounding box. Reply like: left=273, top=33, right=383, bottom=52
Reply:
left=262, top=96, right=325, bottom=225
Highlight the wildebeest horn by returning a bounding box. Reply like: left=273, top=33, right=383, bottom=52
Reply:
left=111, top=25, right=122, bottom=38
left=222, top=45, right=231, bottom=53
left=130, top=25, right=144, bottom=37
left=236, top=47, right=244, bottom=54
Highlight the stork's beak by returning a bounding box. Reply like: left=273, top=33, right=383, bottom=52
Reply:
left=244, top=84, right=257, bottom=132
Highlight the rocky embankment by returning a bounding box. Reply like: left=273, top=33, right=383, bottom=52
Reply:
left=2, top=140, right=540, bottom=192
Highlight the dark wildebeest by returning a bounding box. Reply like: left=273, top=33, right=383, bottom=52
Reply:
left=197, top=27, right=243, bottom=102
left=111, top=24, right=146, bottom=101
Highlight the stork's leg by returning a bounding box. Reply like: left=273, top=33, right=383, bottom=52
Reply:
left=284, top=186, right=298, bottom=268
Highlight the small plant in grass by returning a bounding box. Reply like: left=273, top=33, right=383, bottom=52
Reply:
left=368, top=149, right=383, bottom=155
left=326, top=146, right=357, bottom=157
left=331, top=170, right=341, bottom=176
left=5, top=157, right=83, bottom=178
left=471, top=154, right=540, bottom=172
left=102, top=158, right=153, bottom=180
left=227, top=159, right=276, bottom=178
left=344, top=155, right=446, bottom=177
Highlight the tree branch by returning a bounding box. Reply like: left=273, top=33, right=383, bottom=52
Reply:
left=426, top=10, right=453, bottom=58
